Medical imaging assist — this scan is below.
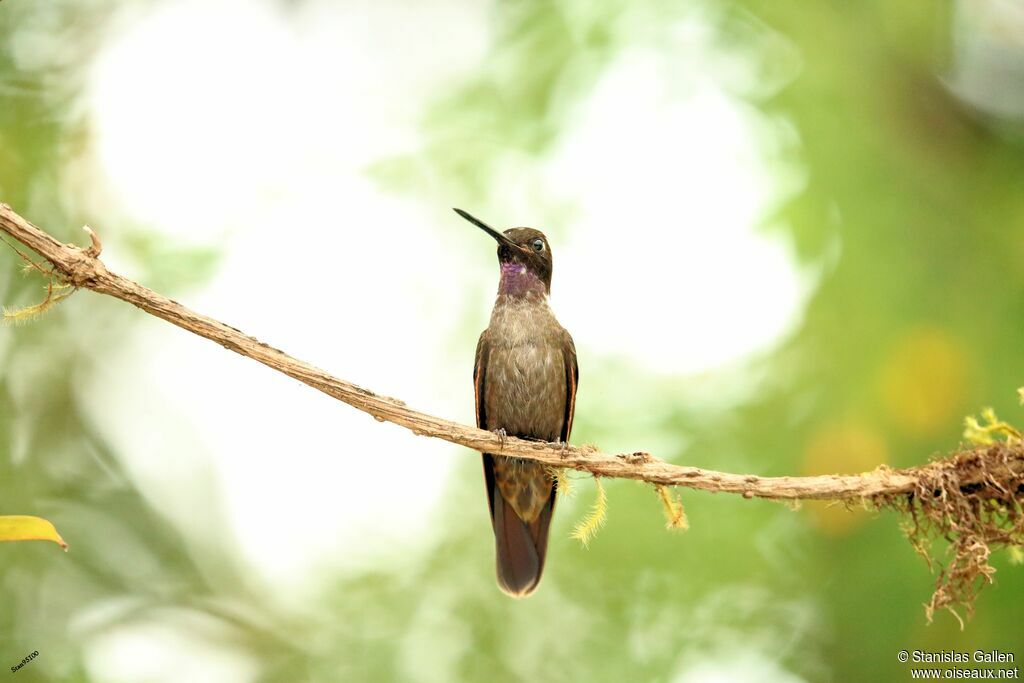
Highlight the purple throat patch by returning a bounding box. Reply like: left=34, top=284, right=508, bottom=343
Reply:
left=499, top=260, right=544, bottom=296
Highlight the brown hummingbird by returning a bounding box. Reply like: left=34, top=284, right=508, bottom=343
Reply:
left=455, top=208, right=578, bottom=597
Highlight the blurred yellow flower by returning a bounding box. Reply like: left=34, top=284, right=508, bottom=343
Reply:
left=878, top=328, right=969, bottom=438
left=802, top=420, right=889, bottom=535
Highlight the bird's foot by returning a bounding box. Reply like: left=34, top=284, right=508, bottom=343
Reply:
left=492, top=428, right=508, bottom=450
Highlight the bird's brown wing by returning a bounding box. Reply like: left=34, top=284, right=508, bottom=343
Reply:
left=560, top=330, right=579, bottom=444
left=474, top=331, right=498, bottom=521
left=473, top=331, right=489, bottom=431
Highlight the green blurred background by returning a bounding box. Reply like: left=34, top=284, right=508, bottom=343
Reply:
left=2, top=1, right=1023, bottom=681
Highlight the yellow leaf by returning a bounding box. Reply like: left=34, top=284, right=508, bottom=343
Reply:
left=0, top=515, right=67, bottom=549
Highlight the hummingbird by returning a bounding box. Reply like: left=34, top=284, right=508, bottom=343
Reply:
left=455, top=208, right=578, bottom=597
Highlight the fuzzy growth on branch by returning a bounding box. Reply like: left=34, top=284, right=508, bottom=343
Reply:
left=1, top=202, right=1022, bottom=623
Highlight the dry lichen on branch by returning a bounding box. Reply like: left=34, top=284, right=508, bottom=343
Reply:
left=878, top=439, right=1024, bottom=625
left=1, top=201, right=1022, bottom=624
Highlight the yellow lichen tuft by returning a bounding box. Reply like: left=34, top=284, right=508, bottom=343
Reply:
left=553, top=467, right=574, bottom=499
left=2, top=289, right=73, bottom=326
left=963, top=407, right=1021, bottom=445
left=2, top=237, right=75, bottom=325
left=570, top=477, right=607, bottom=547
left=654, top=484, right=689, bottom=530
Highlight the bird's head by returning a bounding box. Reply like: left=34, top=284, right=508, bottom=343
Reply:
left=454, top=208, right=553, bottom=297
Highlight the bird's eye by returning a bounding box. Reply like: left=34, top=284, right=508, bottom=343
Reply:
left=531, top=238, right=545, bottom=252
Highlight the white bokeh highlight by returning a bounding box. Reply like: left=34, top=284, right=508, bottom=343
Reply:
left=546, top=49, right=808, bottom=375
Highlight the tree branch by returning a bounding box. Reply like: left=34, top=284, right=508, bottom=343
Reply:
left=1, top=202, right=1021, bottom=502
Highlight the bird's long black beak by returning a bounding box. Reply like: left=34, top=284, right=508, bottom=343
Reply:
left=454, top=208, right=522, bottom=251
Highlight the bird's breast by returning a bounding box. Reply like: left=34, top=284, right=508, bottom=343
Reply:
left=484, top=300, right=567, bottom=441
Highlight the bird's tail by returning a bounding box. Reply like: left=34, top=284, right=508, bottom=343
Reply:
left=484, top=455, right=555, bottom=597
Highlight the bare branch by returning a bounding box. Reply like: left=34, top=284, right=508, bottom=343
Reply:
left=0, top=202, right=1021, bottom=502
